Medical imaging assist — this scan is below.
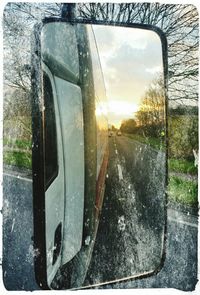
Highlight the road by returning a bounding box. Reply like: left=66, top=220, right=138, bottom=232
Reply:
left=2, top=172, right=39, bottom=291
left=83, top=134, right=198, bottom=291
left=1, top=135, right=198, bottom=291
left=84, top=134, right=166, bottom=286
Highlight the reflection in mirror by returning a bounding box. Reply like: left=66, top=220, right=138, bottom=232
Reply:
left=82, top=25, right=166, bottom=287
left=38, top=23, right=166, bottom=289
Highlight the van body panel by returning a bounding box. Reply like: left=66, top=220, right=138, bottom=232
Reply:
left=42, top=64, right=65, bottom=286
left=41, top=23, right=84, bottom=285
left=54, top=76, right=85, bottom=265
left=41, top=22, right=79, bottom=82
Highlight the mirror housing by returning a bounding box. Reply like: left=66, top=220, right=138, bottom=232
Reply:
left=31, top=18, right=168, bottom=289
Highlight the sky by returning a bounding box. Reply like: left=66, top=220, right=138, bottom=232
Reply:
left=93, top=25, right=163, bottom=128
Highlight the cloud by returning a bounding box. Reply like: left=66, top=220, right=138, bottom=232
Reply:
left=93, top=25, right=164, bottom=125
left=106, top=41, right=162, bottom=80
left=101, top=39, right=162, bottom=102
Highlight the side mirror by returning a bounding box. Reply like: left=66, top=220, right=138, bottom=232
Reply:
left=32, top=20, right=167, bottom=289
left=3, top=17, right=167, bottom=290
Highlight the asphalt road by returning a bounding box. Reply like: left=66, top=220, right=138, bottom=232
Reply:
left=83, top=135, right=198, bottom=291
left=84, top=134, right=166, bottom=286
left=1, top=135, right=198, bottom=291
left=2, top=173, right=39, bottom=291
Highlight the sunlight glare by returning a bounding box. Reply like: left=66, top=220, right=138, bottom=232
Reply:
left=108, top=100, right=139, bottom=116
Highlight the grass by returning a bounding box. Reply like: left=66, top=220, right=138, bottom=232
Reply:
left=168, top=159, right=198, bottom=208
left=4, top=151, right=32, bottom=170
left=168, top=176, right=198, bottom=207
left=3, top=138, right=32, bottom=150
left=168, top=158, right=197, bottom=175
left=3, top=138, right=32, bottom=169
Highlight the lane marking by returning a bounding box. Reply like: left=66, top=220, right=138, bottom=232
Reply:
left=4, top=173, right=32, bottom=183
left=117, top=164, right=123, bottom=180
left=11, top=218, right=16, bottom=233
left=115, top=149, right=118, bottom=155
left=168, top=216, right=198, bottom=228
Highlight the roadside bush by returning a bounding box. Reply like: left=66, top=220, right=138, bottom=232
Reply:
left=168, top=115, right=198, bottom=161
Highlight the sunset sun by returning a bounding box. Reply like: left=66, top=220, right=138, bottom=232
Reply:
left=108, top=100, right=139, bottom=127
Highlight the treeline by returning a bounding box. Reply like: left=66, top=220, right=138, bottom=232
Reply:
left=120, top=114, right=198, bottom=161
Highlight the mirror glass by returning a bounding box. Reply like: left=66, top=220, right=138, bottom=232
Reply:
left=39, top=23, right=166, bottom=289
left=82, top=25, right=166, bottom=287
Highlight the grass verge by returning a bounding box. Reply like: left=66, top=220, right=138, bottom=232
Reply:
left=168, top=158, right=197, bottom=175
left=168, top=176, right=198, bottom=207
left=4, top=151, right=32, bottom=170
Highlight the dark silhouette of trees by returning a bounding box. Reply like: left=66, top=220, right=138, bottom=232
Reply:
left=120, top=119, right=137, bottom=134
left=119, top=75, right=165, bottom=139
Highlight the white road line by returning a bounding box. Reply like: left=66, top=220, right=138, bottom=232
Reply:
left=168, top=216, right=198, bottom=228
left=11, top=218, right=16, bottom=233
left=115, top=149, right=118, bottom=155
left=117, top=164, right=123, bottom=180
left=4, top=173, right=32, bottom=183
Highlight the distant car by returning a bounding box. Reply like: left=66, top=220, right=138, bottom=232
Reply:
left=117, top=131, right=122, bottom=136
left=109, top=131, right=114, bottom=137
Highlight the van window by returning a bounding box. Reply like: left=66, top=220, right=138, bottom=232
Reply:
left=43, top=72, right=58, bottom=190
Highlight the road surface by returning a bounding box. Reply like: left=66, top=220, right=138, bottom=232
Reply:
left=83, top=135, right=198, bottom=291
left=84, top=134, right=166, bottom=286
left=2, top=171, right=39, bottom=291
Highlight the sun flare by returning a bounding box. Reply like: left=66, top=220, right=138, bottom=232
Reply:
left=107, top=100, right=139, bottom=128
left=108, top=100, right=139, bottom=116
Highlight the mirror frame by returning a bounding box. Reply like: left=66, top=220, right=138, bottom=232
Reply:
left=31, top=16, right=168, bottom=290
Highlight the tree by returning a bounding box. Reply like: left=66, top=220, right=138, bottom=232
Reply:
left=3, top=3, right=62, bottom=141
left=120, top=119, right=137, bottom=134
left=3, top=3, right=63, bottom=91
left=111, top=125, right=117, bottom=131
left=136, top=76, right=165, bottom=137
